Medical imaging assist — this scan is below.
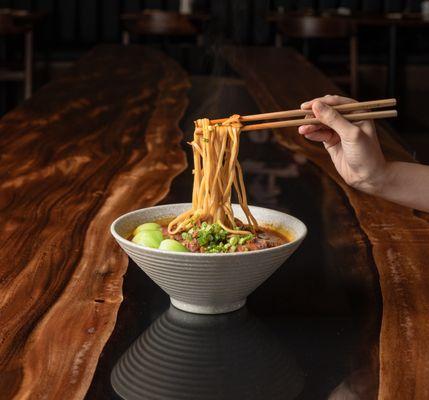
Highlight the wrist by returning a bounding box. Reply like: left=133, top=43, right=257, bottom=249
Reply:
left=351, top=161, right=392, bottom=195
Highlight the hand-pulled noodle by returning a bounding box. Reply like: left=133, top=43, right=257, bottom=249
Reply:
left=168, top=116, right=258, bottom=235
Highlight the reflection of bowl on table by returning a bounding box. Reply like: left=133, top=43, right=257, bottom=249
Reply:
left=111, top=305, right=304, bottom=400
left=111, top=203, right=307, bottom=314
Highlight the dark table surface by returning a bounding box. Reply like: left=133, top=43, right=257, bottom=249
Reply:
left=86, top=76, right=381, bottom=400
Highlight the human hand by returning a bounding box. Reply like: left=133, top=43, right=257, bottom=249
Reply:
left=298, top=95, right=387, bottom=194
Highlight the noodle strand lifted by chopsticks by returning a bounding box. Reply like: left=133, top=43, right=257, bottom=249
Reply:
left=168, top=115, right=258, bottom=236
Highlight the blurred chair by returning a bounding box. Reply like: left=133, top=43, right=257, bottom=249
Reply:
left=0, top=13, right=33, bottom=99
left=275, top=16, right=358, bottom=97
left=121, top=10, right=200, bottom=45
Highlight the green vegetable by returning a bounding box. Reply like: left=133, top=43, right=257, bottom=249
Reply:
left=159, top=239, right=189, bottom=252
left=239, top=234, right=254, bottom=245
left=197, top=228, right=213, bottom=246
left=182, top=232, right=193, bottom=241
left=229, top=236, right=239, bottom=246
left=180, top=221, right=253, bottom=253
left=133, top=222, right=162, bottom=236
left=132, top=230, right=163, bottom=248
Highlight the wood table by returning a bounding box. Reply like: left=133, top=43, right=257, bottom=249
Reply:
left=0, top=45, right=189, bottom=399
left=1, top=45, right=428, bottom=400
left=223, top=46, right=429, bottom=400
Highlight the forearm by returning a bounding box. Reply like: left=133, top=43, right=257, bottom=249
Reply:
left=372, top=162, right=429, bottom=212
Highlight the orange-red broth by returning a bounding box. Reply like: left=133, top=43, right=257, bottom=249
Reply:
left=130, top=217, right=292, bottom=253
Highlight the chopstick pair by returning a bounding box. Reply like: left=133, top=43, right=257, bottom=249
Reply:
left=209, top=98, right=397, bottom=132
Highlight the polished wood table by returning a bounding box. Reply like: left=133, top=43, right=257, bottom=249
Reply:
left=224, top=46, right=429, bottom=400
left=1, top=45, right=428, bottom=400
left=0, top=45, right=189, bottom=399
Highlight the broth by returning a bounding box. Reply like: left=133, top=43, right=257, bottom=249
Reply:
left=156, top=217, right=291, bottom=253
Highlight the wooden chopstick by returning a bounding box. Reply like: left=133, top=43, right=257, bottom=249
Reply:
left=211, top=98, right=397, bottom=124
left=241, top=110, right=398, bottom=131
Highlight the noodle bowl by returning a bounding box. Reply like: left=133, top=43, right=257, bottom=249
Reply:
left=125, top=116, right=290, bottom=254
left=110, top=115, right=308, bottom=311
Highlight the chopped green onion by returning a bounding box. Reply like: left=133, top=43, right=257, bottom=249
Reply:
left=238, top=234, right=254, bottom=245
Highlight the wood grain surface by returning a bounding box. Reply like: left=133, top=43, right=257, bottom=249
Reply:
left=224, top=46, right=429, bottom=400
left=0, top=45, right=189, bottom=399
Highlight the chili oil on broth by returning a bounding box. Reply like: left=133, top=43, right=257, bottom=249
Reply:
left=156, top=217, right=292, bottom=253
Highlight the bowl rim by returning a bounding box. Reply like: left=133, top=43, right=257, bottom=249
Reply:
left=110, top=203, right=307, bottom=257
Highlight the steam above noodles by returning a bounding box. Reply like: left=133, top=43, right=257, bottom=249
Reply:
left=168, top=115, right=258, bottom=236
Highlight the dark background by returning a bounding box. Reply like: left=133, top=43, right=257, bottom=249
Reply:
left=1, top=0, right=429, bottom=158
left=0, top=1, right=427, bottom=45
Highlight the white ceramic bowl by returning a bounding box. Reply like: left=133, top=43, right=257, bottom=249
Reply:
left=111, top=203, right=307, bottom=314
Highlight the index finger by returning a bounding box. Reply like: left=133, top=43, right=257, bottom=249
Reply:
left=301, top=95, right=357, bottom=110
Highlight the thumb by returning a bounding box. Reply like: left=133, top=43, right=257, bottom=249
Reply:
left=312, top=100, right=360, bottom=142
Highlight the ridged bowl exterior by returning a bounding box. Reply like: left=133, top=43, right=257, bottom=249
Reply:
left=111, top=203, right=307, bottom=314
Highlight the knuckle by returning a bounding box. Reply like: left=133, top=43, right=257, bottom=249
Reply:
left=324, top=109, right=337, bottom=125
left=348, top=125, right=361, bottom=140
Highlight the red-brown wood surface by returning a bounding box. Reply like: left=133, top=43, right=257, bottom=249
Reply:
left=0, top=45, right=189, bottom=399
left=225, top=46, right=429, bottom=400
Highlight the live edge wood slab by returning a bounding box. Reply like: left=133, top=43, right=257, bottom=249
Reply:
left=0, top=45, right=189, bottom=399
left=224, top=46, right=429, bottom=400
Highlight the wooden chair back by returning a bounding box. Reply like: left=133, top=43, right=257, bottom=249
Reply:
left=277, top=16, right=355, bottom=38
left=125, top=10, right=197, bottom=37
left=0, top=13, right=24, bottom=35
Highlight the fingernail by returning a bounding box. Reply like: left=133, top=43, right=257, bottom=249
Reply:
left=301, top=101, right=309, bottom=108
left=313, top=101, right=326, bottom=113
